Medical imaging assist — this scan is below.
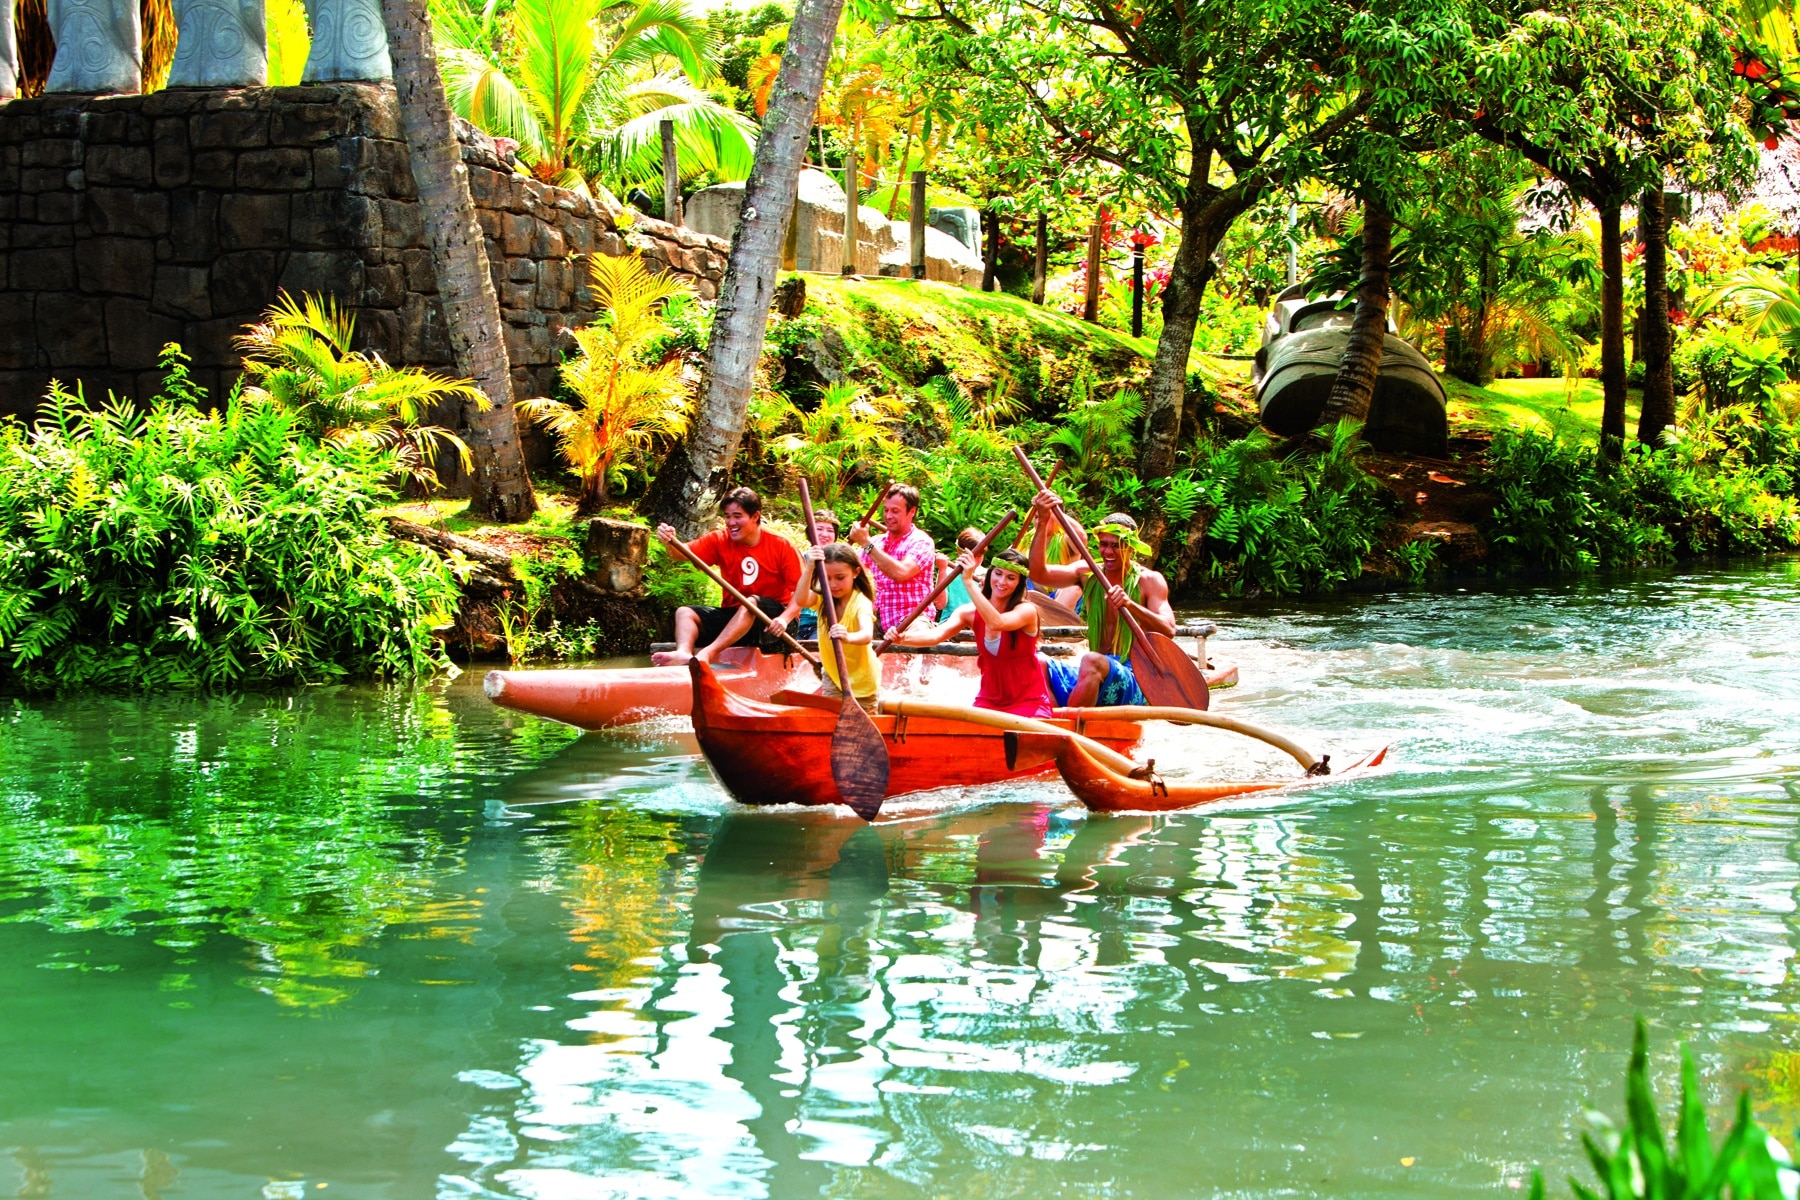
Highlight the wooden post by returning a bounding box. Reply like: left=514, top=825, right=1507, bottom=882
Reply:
left=842, top=123, right=858, bottom=276
left=1082, top=219, right=1102, bottom=323
left=981, top=208, right=998, bottom=292
left=1131, top=243, right=1144, bottom=337
left=660, top=119, right=681, bottom=226
left=910, top=170, right=927, bottom=279
left=1031, top=212, right=1047, bottom=304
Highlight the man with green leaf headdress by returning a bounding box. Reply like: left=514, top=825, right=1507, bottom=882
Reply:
left=1026, top=503, right=1176, bottom=708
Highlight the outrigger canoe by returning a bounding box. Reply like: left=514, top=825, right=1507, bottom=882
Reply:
left=1004, top=730, right=1390, bottom=812
left=689, top=659, right=1144, bottom=808
left=486, top=640, right=1237, bottom=732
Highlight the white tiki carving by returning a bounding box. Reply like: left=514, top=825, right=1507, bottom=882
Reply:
left=167, top=0, right=267, bottom=87
left=300, top=0, right=391, bottom=82
left=45, top=0, right=143, bottom=94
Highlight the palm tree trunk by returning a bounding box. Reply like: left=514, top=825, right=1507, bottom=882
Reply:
left=1599, top=200, right=1627, bottom=463
left=1636, top=188, right=1675, bottom=446
left=1318, top=197, right=1393, bottom=427
left=378, top=0, right=537, bottom=522
left=642, top=0, right=847, bottom=535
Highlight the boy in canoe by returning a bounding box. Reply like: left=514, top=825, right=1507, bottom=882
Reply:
left=1026, top=501, right=1176, bottom=708
left=652, top=487, right=803, bottom=666
left=793, top=543, right=881, bottom=711
left=888, top=547, right=1056, bottom=718
left=848, top=484, right=935, bottom=634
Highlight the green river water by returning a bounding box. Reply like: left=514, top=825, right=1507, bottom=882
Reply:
left=8, top=563, right=1800, bottom=1198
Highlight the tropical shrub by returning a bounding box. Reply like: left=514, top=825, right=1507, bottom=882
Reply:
left=0, top=349, right=461, bottom=691
left=1527, top=1019, right=1795, bottom=1200
left=235, top=292, right=482, bottom=491
left=1184, top=420, right=1393, bottom=596
left=771, top=379, right=906, bottom=503
left=1481, top=425, right=1800, bottom=572
left=519, top=254, right=692, bottom=511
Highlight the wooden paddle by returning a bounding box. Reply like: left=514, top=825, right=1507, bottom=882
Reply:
left=1013, top=446, right=1211, bottom=711
left=661, top=537, right=822, bottom=669
left=1023, top=589, right=1083, bottom=625
left=799, top=479, right=890, bottom=821
left=1010, top=460, right=1060, bottom=551
left=873, top=509, right=1018, bottom=653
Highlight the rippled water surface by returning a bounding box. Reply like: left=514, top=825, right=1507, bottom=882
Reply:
left=9, top=564, right=1800, bottom=1198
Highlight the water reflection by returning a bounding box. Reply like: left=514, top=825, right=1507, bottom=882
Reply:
left=9, top=567, right=1800, bottom=1196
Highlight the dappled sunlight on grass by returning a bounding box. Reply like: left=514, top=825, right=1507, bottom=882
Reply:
left=1445, top=376, right=1642, bottom=441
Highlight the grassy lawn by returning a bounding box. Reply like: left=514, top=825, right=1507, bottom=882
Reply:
left=1445, top=377, right=1641, bottom=442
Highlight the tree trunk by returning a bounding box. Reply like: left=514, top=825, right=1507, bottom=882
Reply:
left=1598, top=200, right=1627, bottom=463
left=1137, top=140, right=1243, bottom=489
left=1636, top=188, right=1675, bottom=446
left=1318, top=198, right=1393, bottom=428
left=640, top=0, right=846, bottom=536
left=379, top=0, right=536, bottom=522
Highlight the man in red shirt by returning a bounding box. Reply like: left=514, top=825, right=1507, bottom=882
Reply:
left=652, top=487, right=804, bottom=666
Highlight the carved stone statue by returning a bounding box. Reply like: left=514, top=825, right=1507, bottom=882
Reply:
left=1, top=0, right=19, bottom=100
left=167, top=0, right=267, bottom=87
left=45, top=0, right=144, bottom=94
left=301, top=0, right=391, bottom=82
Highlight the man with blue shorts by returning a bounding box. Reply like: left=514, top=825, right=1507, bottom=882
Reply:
left=1025, top=498, right=1177, bottom=709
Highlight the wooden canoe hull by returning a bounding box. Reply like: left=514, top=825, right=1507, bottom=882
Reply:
left=1010, top=730, right=1389, bottom=812
left=690, top=660, right=1143, bottom=808
left=483, top=648, right=811, bottom=730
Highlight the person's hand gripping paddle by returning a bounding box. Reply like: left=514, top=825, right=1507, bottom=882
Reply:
left=1012, top=446, right=1210, bottom=711
left=799, top=480, right=890, bottom=820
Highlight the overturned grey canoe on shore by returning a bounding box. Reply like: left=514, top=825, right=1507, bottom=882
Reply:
left=1252, top=286, right=1448, bottom=458
left=1257, top=328, right=1448, bottom=457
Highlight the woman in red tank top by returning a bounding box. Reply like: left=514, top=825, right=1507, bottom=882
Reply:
left=886, top=547, right=1056, bottom=718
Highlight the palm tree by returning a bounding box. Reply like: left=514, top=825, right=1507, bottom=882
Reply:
left=432, top=0, right=756, bottom=195
left=235, top=293, right=484, bottom=491
left=517, top=256, right=692, bottom=512
left=378, top=0, right=538, bottom=522
left=640, top=0, right=849, bottom=535
left=1691, top=266, right=1800, bottom=353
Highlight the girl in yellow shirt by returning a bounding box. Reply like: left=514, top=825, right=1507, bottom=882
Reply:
left=795, top=542, right=880, bottom=710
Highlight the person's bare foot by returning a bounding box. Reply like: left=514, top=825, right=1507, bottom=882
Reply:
left=651, top=650, right=693, bottom=666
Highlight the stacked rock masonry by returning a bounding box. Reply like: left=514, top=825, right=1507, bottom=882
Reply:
left=0, top=83, right=729, bottom=461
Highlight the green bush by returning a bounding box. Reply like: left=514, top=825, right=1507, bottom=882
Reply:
left=1185, top=419, right=1394, bottom=596
left=1482, top=425, right=1800, bottom=572
left=0, top=350, right=461, bottom=690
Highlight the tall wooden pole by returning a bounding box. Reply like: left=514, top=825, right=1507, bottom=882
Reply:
left=842, top=121, right=858, bottom=276
left=1082, top=219, right=1102, bottom=323
left=981, top=208, right=998, bottom=292
left=660, top=118, right=681, bottom=226
left=1031, top=212, right=1047, bottom=304
left=909, top=170, right=926, bottom=279
left=1131, top=244, right=1144, bottom=337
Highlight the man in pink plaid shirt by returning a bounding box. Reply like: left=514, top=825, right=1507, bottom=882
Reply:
left=848, top=484, right=936, bottom=633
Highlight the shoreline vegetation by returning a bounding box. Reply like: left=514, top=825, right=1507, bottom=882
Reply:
left=5, top=273, right=1800, bottom=691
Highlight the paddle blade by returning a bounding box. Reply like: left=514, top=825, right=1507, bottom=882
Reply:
left=1132, top=634, right=1211, bottom=711
left=1024, top=590, right=1083, bottom=625
left=831, top=698, right=890, bottom=820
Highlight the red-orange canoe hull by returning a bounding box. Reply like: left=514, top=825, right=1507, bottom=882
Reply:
left=484, top=648, right=809, bottom=731
left=1028, top=732, right=1389, bottom=812
left=689, top=660, right=1143, bottom=808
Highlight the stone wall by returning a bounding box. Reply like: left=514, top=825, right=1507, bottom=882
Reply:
left=0, top=82, right=729, bottom=422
